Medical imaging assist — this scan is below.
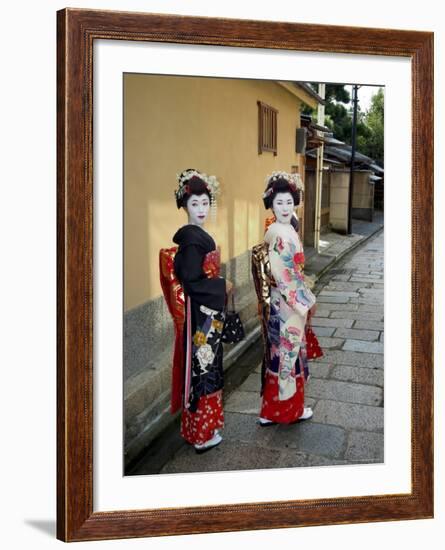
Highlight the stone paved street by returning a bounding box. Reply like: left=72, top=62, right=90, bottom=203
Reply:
left=157, top=230, right=384, bottom=474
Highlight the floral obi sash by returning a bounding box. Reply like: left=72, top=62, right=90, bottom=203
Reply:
left=202, top=248, right=221, bottom=279
left=159, top=246, right=221, bottom=413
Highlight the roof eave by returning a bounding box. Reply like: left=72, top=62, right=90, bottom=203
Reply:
left=277, top=81, right=321, bottom=109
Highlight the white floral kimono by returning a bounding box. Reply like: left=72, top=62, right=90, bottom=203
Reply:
left=264, top=222, right=316, bottom=404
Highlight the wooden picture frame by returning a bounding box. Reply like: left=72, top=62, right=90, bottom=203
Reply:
left=57, top=8, right=433, bottom=542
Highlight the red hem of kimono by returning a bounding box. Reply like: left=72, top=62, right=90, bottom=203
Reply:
left=260, top=371, right=304, bottom=423
left=180, top=390, right=224, bottom=445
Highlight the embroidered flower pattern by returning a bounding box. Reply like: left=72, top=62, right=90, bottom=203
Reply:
left=293, top=252, right=305, bottom=265
left=271, top=236, right=315, bottom=312
left=193, top=331, right=207, bottom=346
left=273, top=236, right=285, bottom=254
left=281, top=268, right=293, bottom=283
left=181, top=391, right=224, bottom=445
left=191, top=308, right=225, bottom=381
left=211, top=319, right=224, bottom=332
left=279, top=336, right=293, bottom=352
left=260, top=372, right=305, bottom=423
left=287, top=289, right=297, bottom=307
left=196, top=344, right=215, bottom=372
left=287, top=325, right=302, bottom=338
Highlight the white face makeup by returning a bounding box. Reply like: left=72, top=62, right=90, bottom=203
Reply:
left=186, top=193, right=210, bottom=226
left=272, top=192, right=295, bottom=224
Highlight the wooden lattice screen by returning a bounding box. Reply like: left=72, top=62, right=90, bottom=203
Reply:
left=258, top=101, right=278, bottom=155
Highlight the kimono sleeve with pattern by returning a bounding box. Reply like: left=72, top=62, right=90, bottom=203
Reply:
left=268, top=234, right=316, bottom=317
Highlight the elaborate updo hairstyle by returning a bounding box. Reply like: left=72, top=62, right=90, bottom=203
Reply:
left=175, top=168, right=211, bottom=209
left=262, top=172, right=302, bottom=210
left=263, top=172, right=303, bottom=232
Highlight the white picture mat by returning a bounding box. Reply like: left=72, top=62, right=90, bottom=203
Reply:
left=93, top=40, right=411, bottom=512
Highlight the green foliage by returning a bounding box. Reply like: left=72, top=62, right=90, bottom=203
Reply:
left=359, top=88, right=384, bottom=166
left=325, top=84, right=351, bottom=104
left=303, top=83, right=353, bottom=142
left=301, top=83, right=384, bottom=167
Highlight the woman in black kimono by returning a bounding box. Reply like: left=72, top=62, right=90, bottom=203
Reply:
left=170, top=169, right=230, bottom=453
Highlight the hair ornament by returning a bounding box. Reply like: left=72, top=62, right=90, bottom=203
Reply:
left=262, top=171, right=303, bottom=200
left=174, top=169, right=220, bottom=206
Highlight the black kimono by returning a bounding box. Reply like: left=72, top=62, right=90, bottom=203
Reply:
left=173, top=224, right=226, bottom=444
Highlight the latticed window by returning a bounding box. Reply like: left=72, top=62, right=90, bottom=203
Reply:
left=258, top=101, right=278, bottom=155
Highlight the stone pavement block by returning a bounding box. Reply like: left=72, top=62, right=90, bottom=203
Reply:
left=160, top=441, right=283, bottom=474
left=350, top=277, right=383, bottom=284
left=238, top=372, right=262, bottom=393
left=224, top=391, right=261, bottom=415
left=222, top=412, right=276, bottom=446
left=316, top=295, right=351, bottom=304
left=317, top=350, right=383, bottom=369
left=277, top=451, right=347, bottom=468
left=334, top=328, right=380, bottom=341
left=330, top=311, right=383, bottom=321
left=268, top=421, right=346, bottom=458
left=313, top=400, right=383, bottom=432
left=331, top=365, right=384, bottom=387
left=357, top=304, right=385, bottom=313
left=317, top=303, right=359, bottom=312
left=333, top=267, right=357, bottom=274
left=345, top=431, right=384, bottom=462
left=349, top=296, right=384, bottom=306
left=306, top=378, right=382, bottom=406
left=322, top=282, right=364, bottom=291
left=309, top=362, right=332, bottom=379
left=316, top=337, right=344, bottom=349
left=311, top=309, right=331, bottom=318
left=331, top=274, right=351, bottom=282
left=380, top=332, right=384, bottom=343
left=319, top=290, right=359, bottom=298
left=313, top=326, right=336, bottom=336
left=311, top=318, right=354, bottom=328
left=342, top=340, right=384, bottom=354
left=353, top=320, right=384, bottom=331
left=358, top=288, right=384, bottom=295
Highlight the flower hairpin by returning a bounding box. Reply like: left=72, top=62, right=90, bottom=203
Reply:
left=262, top=171, right=303, bottom=199
left=175, top=170, right=220, bottom=200
left=175, top=170, right=220, bottom=220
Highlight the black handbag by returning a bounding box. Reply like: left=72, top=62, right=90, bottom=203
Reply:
left=221, top=293, right=245, bottom=344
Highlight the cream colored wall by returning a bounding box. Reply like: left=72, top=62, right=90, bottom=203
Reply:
left=329, top=171, right=350, bottom=233
left=124, top=74, right=304, bottom=310
left=352, top=171, right=374, bottom=208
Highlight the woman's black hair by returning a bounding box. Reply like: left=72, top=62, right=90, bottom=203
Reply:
left=176, top=168, right=211, bottom=209
left=263, top=177, right=301, bottom=210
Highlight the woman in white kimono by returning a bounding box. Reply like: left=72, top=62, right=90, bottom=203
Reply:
left=257, top=172, right=317, bottom=425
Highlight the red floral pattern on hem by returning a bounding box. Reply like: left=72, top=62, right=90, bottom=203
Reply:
left=260, top=371, right=304, bottom=423
left=180, top=390, right=224, bottom=445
